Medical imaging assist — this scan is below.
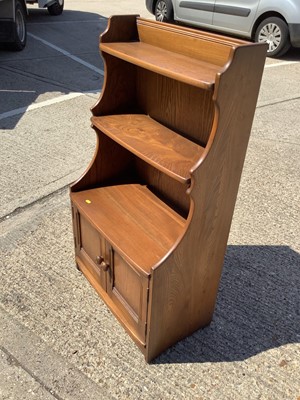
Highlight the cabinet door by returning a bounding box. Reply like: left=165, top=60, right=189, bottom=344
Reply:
left=72, top=207, right=149, bottom=344
left=107, top=249, right=149, bottom=344
left=76, top=213, right=107, bottom=290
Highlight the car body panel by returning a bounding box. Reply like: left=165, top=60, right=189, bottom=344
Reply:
left=0, top=0, right=27, bottom=18
left=25, top=0, right=59, bottom=8
left=0, top=0, right=14, bottom=18
left=147, top=0, right=300, bottom=48
left=0, top=0, right=27, bottom=45
left=0, top=0, right=15, bottom=43
left=257, top=0, right=300, bottom=25
left=212, top=0, right=260, bottom=35
left=175, top=0, right=215, bottom=26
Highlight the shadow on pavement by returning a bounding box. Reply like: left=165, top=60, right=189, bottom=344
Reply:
left=155, top=245, right=300, bottom=364
left=0, top=9, right=108, bottom=129
left=280, top=46, right=300, bottom=61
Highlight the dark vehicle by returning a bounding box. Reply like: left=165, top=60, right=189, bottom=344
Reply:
left=0, top=0, right=27, bottom=50
left=0, top=0, right=64, bottom=51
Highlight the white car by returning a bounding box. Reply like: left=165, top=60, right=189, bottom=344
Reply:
left=146, top=0, right=300, bottom=57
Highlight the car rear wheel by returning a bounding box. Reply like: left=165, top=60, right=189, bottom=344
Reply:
left=255, top=17, right=291, bottom=57
left=155, top=0, right=173, bottom=22
left=11, top=0, right=27, bottom=51
left=48, top=0, right=64, bottom=16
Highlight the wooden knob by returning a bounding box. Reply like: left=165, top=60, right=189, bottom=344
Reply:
left=100, top=261, right=109, bottom=271
left=96, top=255, right=103, bottom=264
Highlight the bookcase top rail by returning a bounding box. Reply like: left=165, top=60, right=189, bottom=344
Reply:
left=100, top=15, right=251, bottom=72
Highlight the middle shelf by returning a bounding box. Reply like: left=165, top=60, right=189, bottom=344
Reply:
left=71, top=184, right=186, bottom=274
left=91, top=114, right=205, bottom=184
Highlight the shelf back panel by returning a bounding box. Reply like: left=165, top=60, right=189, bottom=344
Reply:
left=137, top=68, right=215, bottom=147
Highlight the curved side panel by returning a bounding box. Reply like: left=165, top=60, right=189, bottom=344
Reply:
left=100, top=14, right=139, bottom=44
left=70, top=129, right=99, bottom=193
left=92, top=15, right=140, bottom=117
left=70, top=127, right=135, bottom=193
left=146, top=43, right=267, bottom=361
left=91, top=54, right=138, bottom=117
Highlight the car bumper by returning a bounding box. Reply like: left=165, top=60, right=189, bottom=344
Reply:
left=289, top=23, right=300, bottom=47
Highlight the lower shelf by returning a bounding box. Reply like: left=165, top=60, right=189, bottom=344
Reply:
left=70, top=184, right=186, bottom=274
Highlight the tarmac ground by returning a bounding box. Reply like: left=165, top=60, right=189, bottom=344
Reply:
left=0, top=1, right=300, bottom=399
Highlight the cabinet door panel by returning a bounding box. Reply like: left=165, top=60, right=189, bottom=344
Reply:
left=108, top=250, right=149, bottom=342
left=79, top=215, right=107, bottom=290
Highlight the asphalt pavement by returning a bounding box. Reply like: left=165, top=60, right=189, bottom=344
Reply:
left=0, top=1, right=300, bottom=399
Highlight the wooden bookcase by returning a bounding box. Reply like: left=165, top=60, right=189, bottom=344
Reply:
left=70, top=15, right=267, bottom=362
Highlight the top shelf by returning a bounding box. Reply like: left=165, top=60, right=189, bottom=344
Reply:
left=100, top=42, right=222, bottom=90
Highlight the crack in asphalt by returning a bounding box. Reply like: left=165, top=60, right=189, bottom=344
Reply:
left=0, top=185, right=69, bottom=225
left=1, top=345, right=64, bottom=400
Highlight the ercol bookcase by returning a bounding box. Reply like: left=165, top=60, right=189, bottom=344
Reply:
left=70, top=15, right=267, bottom=362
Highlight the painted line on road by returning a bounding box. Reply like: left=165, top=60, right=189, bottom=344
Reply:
left=0, top=90, right=99, bottom=121
left=265, top=60, right=298, bottom=69
left=30, top=30, right=296, bottom=72
left=1, top=43, right=298, bottom=122
left=27, top=18, right=106, bottom=25
left=27, top=32, right=104, bottom=75
left=0, top=90, right=36, bottom=93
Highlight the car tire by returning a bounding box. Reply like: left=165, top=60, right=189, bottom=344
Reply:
left=255, top=17, right=291, bottom=58
left=155, top=0, right=173, bottom=22
left=48, top=0, right=64, bottom=16
left=10, top=0, right=27, bottom=51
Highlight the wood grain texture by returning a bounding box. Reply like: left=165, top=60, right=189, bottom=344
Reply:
left=135, top=158, right=190, bottom=218
left=101, top=42, right=221, bottom=90
left=79, top=214, right=107, bottom=290
left=70, top=131, right=135, bottom=193
left=100, top=14, right=139, bottom=44
left=91, top=55, right=138, bottom=117
left=107, top=250, right=149, bottom=342
left=137, top=69, right=214, bottom=146
left=137, top=18, right=237, bottom=66
left=145, top=43, right=268, bottom=361
left=71, top=184, right=186, bottom=274
left=70, top=15, right=267, bottom=362
left=75, top=254, right=148, bottom=349
left=91, top=114, right=205, bottom=184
